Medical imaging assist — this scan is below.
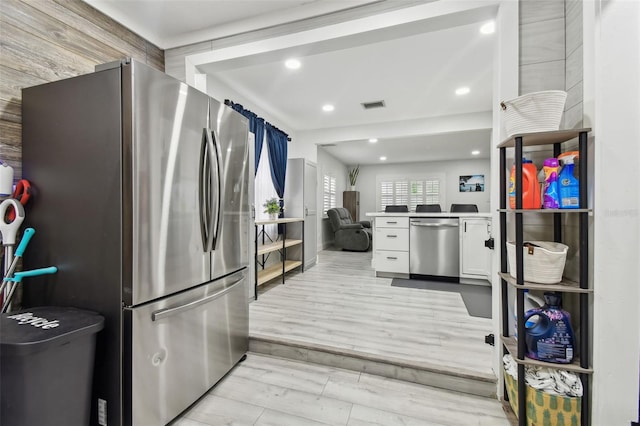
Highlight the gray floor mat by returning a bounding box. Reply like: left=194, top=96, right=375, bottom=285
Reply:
left=391, top=278, right=492, bottom=319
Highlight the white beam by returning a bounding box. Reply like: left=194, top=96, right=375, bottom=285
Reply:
left=187, top=1, right=499, bottom=71
left=297, top=111, right=492, bottom=145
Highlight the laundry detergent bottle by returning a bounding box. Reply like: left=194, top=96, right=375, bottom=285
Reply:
left=523, top=292, right=575, bottom=364
left=542, top=158, right=560, bottom=209
left=558, top=151, right=580, bottom=209
left=509, top=158, right=541, bottom=209
left=513, top=289, right=545, bottom=340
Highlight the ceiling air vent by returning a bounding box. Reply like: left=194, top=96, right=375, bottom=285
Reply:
left=361, top=100, right=386, bottom=110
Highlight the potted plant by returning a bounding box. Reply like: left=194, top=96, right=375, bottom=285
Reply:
left=263, top=197, right=280, bottom=220
left=348, top=165, right=359, bottom=190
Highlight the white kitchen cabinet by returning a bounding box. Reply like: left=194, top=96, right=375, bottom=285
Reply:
left=374, top=216, right=409, bottom=276
left=284, top=158, right=317, bottom=269
left=460, top=217, right=492, bottom=280
left=375, top=227, right=409, bottom=251
left=374, top=217, right=409, bottom=229
left=374, top=251, right=409, bottom=274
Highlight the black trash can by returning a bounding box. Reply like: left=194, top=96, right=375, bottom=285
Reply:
left=1, top=306, right=104, bottom=426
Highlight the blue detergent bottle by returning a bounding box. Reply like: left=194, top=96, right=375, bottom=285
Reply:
left=513, top=289, right=544, bottom=340
left=558, top=151, right=580, bottom=209
left=523, top=292, right=575, bottom=364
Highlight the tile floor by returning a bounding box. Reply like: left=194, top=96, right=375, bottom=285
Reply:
left=173, top=248, right=511, bottom=425
left=174, top=353, right=510, bottom=426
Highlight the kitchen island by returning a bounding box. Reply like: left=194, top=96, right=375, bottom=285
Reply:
left=366, top=212, right=493, bottom=284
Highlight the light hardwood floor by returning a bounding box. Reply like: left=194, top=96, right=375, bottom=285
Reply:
left=174, top=353, right=510, bottom=426
left=174, top=248, right=511, bottom=425
left=249, top=249, right=496, bottom=387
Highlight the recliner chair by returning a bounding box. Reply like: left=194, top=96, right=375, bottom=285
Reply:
left=327, top=208, right=372, bottom=251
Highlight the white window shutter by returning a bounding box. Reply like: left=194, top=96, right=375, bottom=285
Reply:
left=379, top=180, right=394, bottom=210
left=395, top=181, right=408, bottom=206
left=378, top=177, right=442, bottom=211
left=323, top=175, right=336, bottom=214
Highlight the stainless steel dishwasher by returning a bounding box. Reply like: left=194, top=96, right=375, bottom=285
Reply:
left=409, top=217, right=460, bottom=280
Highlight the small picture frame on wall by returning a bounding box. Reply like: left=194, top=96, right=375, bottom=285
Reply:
left=459, top=175, right=484, bottom=192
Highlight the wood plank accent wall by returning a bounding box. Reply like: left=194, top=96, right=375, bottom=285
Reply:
left=564, top=0, right=583, bottom=129
left=0, top=0, right=164, bottom=179
left=519, top=0, right=566, bottom=96
left=516, top=1, right=585, bottom=309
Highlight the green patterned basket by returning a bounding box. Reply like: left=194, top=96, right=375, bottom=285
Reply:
left=504, top=369, right=581, bottom=426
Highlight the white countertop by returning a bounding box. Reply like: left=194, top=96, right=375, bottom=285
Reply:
left=365, top=212, right=492, bottom=218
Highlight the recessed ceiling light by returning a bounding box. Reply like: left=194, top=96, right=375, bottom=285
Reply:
left=380, top=156, right=387, bottom=161
left=369, top=138, right=378, bottom=143
left=455, top=87, right=470, bottom=96
left=285, top=59, right=301, bottom=69
left=322, top=104, right=334, bottom=112
left=480, top=21, right=496, bottom=35
left=471, top=150, right=480, bottom=155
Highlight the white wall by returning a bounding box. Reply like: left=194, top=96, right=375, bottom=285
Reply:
left=587, top=0, right=640, bottom=423
left=356, top=158, right=491, bottom=214
left=205, top=74, right=299, bottom=144
left=317, top=146, right=348, bottom=248
left=491, top=0, right=519, bottom=396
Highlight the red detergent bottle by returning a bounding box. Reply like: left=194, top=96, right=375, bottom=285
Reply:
left=509, top=158, right=541, bottom=209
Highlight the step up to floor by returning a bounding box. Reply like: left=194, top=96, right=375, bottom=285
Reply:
left=249, top=334, right=498, bottom=399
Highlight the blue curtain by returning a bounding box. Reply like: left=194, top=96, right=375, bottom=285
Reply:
left=228, top=101, right=265, bottom=175
left=225, top=100, right=290, bottom=228
left=265, top=123, right=288, bottom=218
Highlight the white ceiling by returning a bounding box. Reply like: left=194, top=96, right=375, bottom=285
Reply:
left=321, top=129, right=492, bottom=165
left=202, top=21, right=494, bottom=130
left=83, top=0, right=385, bottom=49
left=83, top=0, right=497, bottom=165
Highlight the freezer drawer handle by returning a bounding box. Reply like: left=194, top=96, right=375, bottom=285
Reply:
left=386, top=256, right=398, bottom=260
left=386, top=234, right=398, bottom=238
left=151, top=272, right=245, bottom=321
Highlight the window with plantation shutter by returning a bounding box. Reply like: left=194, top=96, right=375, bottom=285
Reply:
left=409, top=181, right=424, bottom=212
left=380, top=181, right=395, bottom=210
left=378, top=177, right=441, bottom=211
left=424, top=179, right=440, bottom=204
left=323, top=175, right=336, bottom=215
left=394, top=181, right=409, bottom=206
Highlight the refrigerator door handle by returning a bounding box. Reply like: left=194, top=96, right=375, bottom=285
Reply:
left=199, top=127, right=213, bottom=251
left=209, top=127, right=222, bottom=251
left=201, top=127, right=219, bottom=251
left=151, top=271, right=246, bottom=321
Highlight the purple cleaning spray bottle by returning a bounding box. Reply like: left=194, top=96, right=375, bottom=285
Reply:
left=543, top=158, right=560, bottom=209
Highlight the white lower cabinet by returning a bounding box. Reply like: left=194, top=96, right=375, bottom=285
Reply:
left=374, top=227, right=409, bottom=251
left=373, top=216, right=409, bottom=275
left=374, top=250, right=409, bottom=273
left=460, top=218, right=492, bottom=280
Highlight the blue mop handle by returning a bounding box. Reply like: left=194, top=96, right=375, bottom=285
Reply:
left=5, top=266, right=58, bottom=283
left=1, top=266, right=57, bottom=313
left=1, top=228, right=36, bottom=291
left=15, top=228, right=35, bottom=257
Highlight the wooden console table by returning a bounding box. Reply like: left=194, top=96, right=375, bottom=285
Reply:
left=254, top=217, right=304, bottom=300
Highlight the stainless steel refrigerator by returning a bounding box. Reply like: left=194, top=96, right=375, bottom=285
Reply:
left=21, top=59, right=250, bottom=426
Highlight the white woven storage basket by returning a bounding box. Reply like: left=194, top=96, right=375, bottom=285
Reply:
left=500, top=90, right=568, bottom=136
left=507, top=241, right=568, bottom=284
